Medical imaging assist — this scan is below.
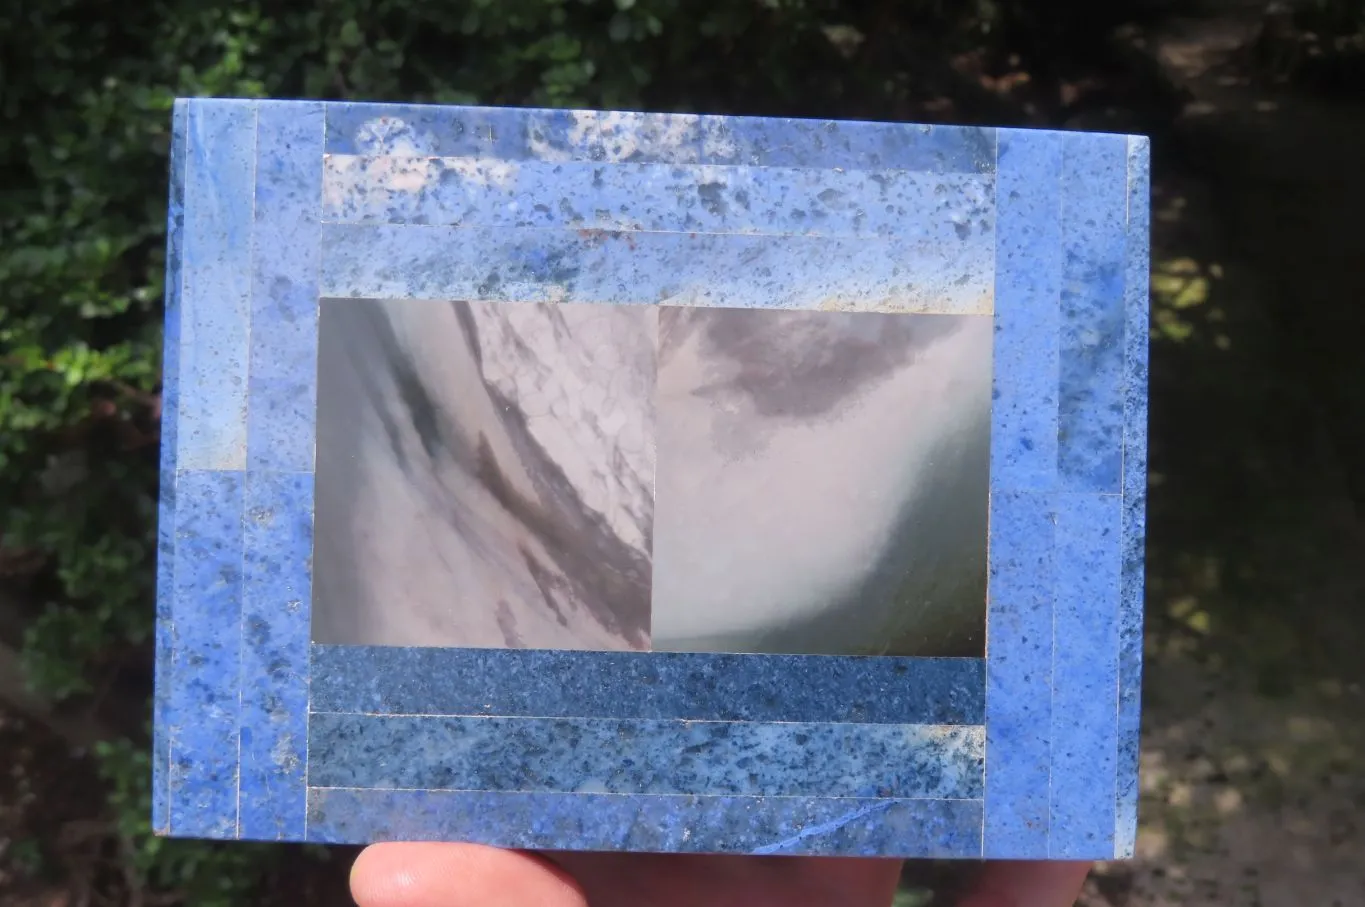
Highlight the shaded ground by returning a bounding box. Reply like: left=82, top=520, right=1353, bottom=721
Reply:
left=1080, top=2, right=1365, bottom=905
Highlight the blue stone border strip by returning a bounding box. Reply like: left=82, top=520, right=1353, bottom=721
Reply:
left=1047, top=493, right=1122, bottom=858
left=178, top=100, right=255, bottom=470
left=153, top=99, right=188, bottom=837
left=984, top=127, right=1146, bottom=861
left=168, top=470, right=246, bottom=838
left=164, top=98, right=258, bottom=839
left=322, top=102, right=996, bottom=173
left=983, top=491, right=1055, bottom=859
left=319, top=225, right=992, bottom=314
left=247, top=101, right=323, bottom=474
left=156, top=102, right=1148, bottom=857
left=1057, top=133, right=1128, bottom=493
left=233, top=101, right=325, bottom=842
left=309, top=646, right=986, bottom=726
left=305, top=788, right=985, bottom=857
left=159, top=101, right=190, bottom=835
left=322, top=155, right=993, bottom=241
left=983, top=129, right=1062, bottom=859
left=240, top=471, right=315, bottom=840
left=307, top=714, right=984, bottom=800
left=989, top=130, right=1062, bottom=491
left=1115, top=136, right=1152, bottom=858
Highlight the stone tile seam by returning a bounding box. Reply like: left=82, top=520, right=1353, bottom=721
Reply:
left=312, top=218, right=994, bottom=242
left=235, top=100, right=261, bottom=841
left=303, top=105, right=327, bottom=843
left=305, top=711, right=985, bottom=725
left=164, top=98, right=191, bottom=840
left=1045, top=137, right=1064, bottom=859
left=304, top=785, right=987, bottom=802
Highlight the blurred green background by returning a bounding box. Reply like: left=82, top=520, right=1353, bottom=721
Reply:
left=2, top=0, right=1363, bottom=904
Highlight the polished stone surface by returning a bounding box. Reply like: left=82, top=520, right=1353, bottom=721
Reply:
left=309, top=645, right=987, bottom=725
left=320, top=224, right=992, bottom=315
left=312, top=300, right=989, bottom=657
left=157, top=99, right=1149, bottom=860
left=653, top=307, right=989, bottom=656
left=306, top=789, right=986, bottom=856
left=312, top=297, right=655, bottom=651
left=308, top=714, right=984, bottom=799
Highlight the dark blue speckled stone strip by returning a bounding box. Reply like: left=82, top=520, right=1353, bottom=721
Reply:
left=322, top=103, right=995, bottom=173
left=307, top=714, right=984, bottom=800
left=1116, top=136, right=1151, bottom=858
left=309, top=645, right=985, bottom=725
left=153, top=99, right=188, bottom=836
left=305, top=788, right=984, bottom=857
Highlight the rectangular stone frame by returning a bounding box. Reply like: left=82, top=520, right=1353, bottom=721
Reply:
left=155, top=99, right=1148, bottom=858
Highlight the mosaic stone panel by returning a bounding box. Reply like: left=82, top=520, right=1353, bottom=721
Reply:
left=155, top=99, right=1148, bottom=858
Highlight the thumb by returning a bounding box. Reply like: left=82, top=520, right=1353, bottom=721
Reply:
left=350, top=843, right=588, bottom=907
left=956, top=860, right=1091, bottom=907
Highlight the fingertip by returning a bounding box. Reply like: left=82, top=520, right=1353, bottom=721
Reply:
left=350, top=842, right=587, bottom=907
left=958, top=860, right=1091, bottom=907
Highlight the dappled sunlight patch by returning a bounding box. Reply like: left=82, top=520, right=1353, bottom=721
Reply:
left=1150, top=255, right=1230, bottom=345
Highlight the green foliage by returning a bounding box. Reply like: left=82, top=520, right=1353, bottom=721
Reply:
left=1298, top=0, right=1365, bottom=33
left=97, top=736, right=278, bottom=907
left=0, top=0, right=1164, bottom=901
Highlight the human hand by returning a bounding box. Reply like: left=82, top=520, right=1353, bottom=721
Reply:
left=349, top=843, right=1090, bottom=907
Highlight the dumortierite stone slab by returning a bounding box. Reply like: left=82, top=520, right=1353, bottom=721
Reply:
left=308, top=646, right=986, bottom=725
left=308, top=715, right=984, bottom=799
left=156, top=98, right=1150, bottom=859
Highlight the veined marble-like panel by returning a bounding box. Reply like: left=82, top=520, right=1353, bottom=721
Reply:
left=312, top=298, right=656, bottom=650
left=314, top=299, right=990, bottom=656
left=652, top=307, right=991, bottom=656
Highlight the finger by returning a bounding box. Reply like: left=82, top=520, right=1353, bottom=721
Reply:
left=550, top=852, right=904, bottom=907
left=957, top=860, right=1091, bottom=907
left=350, top=843, right=588, bottom=907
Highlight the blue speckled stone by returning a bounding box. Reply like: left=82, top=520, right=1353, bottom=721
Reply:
left=1048, top=492, right=1122, bottom=858
left=309, top=646, right=985, bottom=725
left=320, top=224, right=991, bottom=314
left=1116, top=136, right=1151, bottom=858
left=239, top=471, right=313, bottom=840
left=322, top=156, right=993, bottom=241
left=153, top=99, right=189, bottom=836
left=169, top=470, right=244, bottom=838
left=178, top=100, right=255, bottom=470
left=308, top=714, right=983, bottom=800
left=983, top=491, right=1054, bottom=858
left=991, top=129, right=1062, bottom=491
left=326, top=103, right=527, bottom=159
left=305, top=789, right=984, bottom=857
left=248, top=101, right=323, bottom=473
left=694, top=115, right=995, bottom=172
left=322, top=103, right=995, bottom=174
left=1058, top=132, right=1127, bottom=493
left=159, top=101, right=1149, bottom=857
